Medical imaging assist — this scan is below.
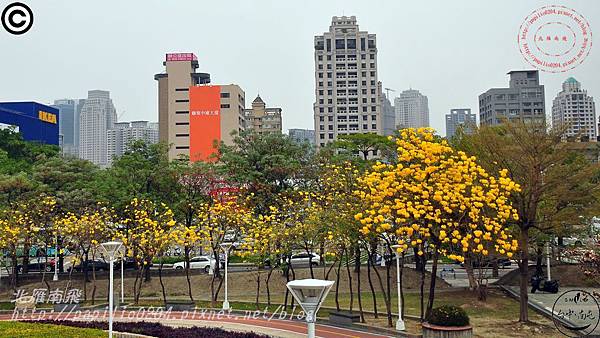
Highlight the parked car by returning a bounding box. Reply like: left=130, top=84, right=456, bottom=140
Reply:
left=172, top=256, right=216, bottom=273
left=461, top=258, right=512, bottom=268
left=70, top=259, right=110, bottom=272
left=16, top=260, right=55, bottom=273
left=287, top=253, right=321, bottom=267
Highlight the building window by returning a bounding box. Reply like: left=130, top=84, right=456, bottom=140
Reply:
left=363, top=124, right=368, bottom=129
left=320, top=134, right=325, bottom=139
left=328, top=107, right=333, bottom=112
left=328, top=134, right=334, bottom=139
left=328, top=116, right=333, bottom=122
left=175, top=88, right=189, bottom=92
left=175, top=111, right=189, bottom=114
left=175, top=133, right=189, bottom=137
left=318, top=55, right=323, bottom=61
left=370, top=54, right=375, bottom=59
left=318, top=73, right=323, bottom=78
left=319, top=108, right=324, bottom=113
left=371, top=106, right=376, bottom=112
left=319, top=90, right=324, bottom=95
left=328, top=125, right=333, bottom=131
left=220, top=92, right=230, bottom=98
left=347, top=39, right=356, bottom=49
left=175, top=99, right=189, bottom=103
left=320, top=125, right=324, bottom=130
left=372, top=124, right=377, bottom=129
left=336, top=39, right=345, bottom=49
left=221, top=104, right=230, bottom=108
left=371, top=115, right=377, bottom=121
left=175, top=122, right=189, bottom=125
left=175, top=146, right=189, bottom=149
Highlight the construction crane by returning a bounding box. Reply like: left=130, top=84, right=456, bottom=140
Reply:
left=384, top=87, right=396, bottom=99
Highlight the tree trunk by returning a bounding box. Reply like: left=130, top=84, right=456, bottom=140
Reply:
left=372, top=255, right=392, bottom=327
left=266, top=267, right=274, bottom=307
left=492, top=259, right=499, bottom=278
left=159, top=257, right=167, bottom=306
left=307, top=248, right=315, bottom=279
left=419, top=253, right=426, bottom=321
left=385, top=253, right=393, bottom=327
left=519, top=227, right=530, bottom=322
left=10, top=253, right=18, bottom=290
left=184, top=247, right=193, bottom=301
left=354, top=246, right=361, bottom=273
left=335, top=258, right=342, bottom=311
left=356, top=248, right=365, bottom=322
left=464, top=254, right=477, bottom=290
left=91, top=262, right=97, bottom=306
left=255, top=271, right=261, bottom=309
left=367, top=248, right=378, bottom=318
left=535, top=245, right=543, bottom=276
left=345, top=248, right=354, bottom=312
left=425, top=250, right=440, bottom=319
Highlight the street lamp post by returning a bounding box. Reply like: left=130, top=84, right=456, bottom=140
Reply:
left=53, top=233, right=59, bottom=281
left=100, top=241, right=123, bottom=338
left=546, top=241, right=551, bottom=281
left=220, top=242, right=233, bottom=310
left=391, top=244, right=405, bottom=331
left=121, top=253, right=124, bottom=304
left=286, top=279, right=335, bottom=338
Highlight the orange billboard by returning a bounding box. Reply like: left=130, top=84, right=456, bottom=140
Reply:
left=189, top=85, right=221, bottom=162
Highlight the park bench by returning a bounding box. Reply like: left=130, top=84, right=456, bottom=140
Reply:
left=14, top=296, right=36, bottom=311
left=329, top=311, right=360, bottom=325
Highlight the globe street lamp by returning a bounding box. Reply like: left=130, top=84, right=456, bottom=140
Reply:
left=286, top=279, right=334, bottom=338
left=99, top=241, right=123, bottom=338
left=391, top=244, right=405, bottom=331
left=220, top=242, right=233, bottom=310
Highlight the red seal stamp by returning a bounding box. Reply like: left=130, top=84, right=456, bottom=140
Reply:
left=518, top=5, right=592, bottom=73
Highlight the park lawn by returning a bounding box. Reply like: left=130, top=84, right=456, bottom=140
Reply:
left=0, top=321, right=105, bottom=338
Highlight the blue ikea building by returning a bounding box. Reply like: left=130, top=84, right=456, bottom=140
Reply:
left=0, top=102, right=60, bottom=145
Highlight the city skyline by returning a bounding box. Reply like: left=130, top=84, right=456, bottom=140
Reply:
left=0, top=0, right=598, bottom=136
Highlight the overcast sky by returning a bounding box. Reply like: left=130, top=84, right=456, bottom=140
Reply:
left=0, top=0, right=598, bottom=136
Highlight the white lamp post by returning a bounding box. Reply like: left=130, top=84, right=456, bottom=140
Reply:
left=99, top=241, right=123, bottom=338
left=391, top=244, right=405, bottom=331
left=286, top=279, right=334, bottom=338
left=120, top=253, right=125, bottom=304
left=220, top=242, right=233, bottom=310
left=546, top=241, right=551, bottom=281
left=53, top=232, right=59, bottom=281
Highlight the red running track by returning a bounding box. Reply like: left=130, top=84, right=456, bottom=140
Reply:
left=0, top=310, right=395, bottom=338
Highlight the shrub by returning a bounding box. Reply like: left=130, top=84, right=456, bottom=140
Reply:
left=28, top=320, right=270, bottom=338
left=426, top=305, right=470, bottom=327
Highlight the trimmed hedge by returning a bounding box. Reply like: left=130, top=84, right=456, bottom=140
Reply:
left=426, top=305, right=470, bottom=327
left=28, top=320, right=270, bottom=338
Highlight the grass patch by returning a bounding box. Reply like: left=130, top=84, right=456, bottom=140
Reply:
left=0, top=302, right=15, bottom=310
left=0, top=321, right=105, bottom=338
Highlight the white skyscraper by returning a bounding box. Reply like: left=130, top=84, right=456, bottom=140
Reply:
left=552, top=77, right=597, bottom=142
left=313, top=16, right=381, bottom=148
left=394, top=89, right=429, bottom=129
left=107, top=121, right=159, bottom=165
left=79, top=90, right=117, bottom=166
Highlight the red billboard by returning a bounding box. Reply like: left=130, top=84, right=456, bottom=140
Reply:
left=189, top=86, right=221, bottom=162
left=166, top=53, right=198, bottom=62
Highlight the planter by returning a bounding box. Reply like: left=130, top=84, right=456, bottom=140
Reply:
left=422, top=322, right=472, bottom=338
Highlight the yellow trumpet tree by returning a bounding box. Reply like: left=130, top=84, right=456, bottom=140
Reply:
left=0, top=204, right=32, bottom=289
left=118, top=198, right=176, bottom=304
left=57, top=205, right=115, bottom=303
left=356, top=128, right=520, bottom=319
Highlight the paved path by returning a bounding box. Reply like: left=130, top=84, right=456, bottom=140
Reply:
left=507, top=286, right=600, bottom=336
left=0, top=310, right=395, bottom=338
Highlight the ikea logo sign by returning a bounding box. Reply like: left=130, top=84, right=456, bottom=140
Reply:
left=38, top=111, right=57, bottom=124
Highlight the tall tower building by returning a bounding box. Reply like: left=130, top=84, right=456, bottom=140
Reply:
left=289, top=129, right=316, bottom=146
left=446, top=108, right=476, bottom=138
left=313, top=16, right=381, bottom=148
left=52, top=99, right=77, bottom=156
left=479, top=70, right=546, bottom=126
left=394, top=89, right=429, bottom=129
left=79, top=90, right=116, bottom=166
left=154, top=53, right=245, bottom=161
left=379, top=82, right=396, bottom=136
left=552, top=77, right=597, bottom=142
left=243, top=95, right=282, bottom=134
left=107, top=120, right=160, bottom=165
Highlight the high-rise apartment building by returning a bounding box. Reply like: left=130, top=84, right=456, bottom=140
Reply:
left=154, top=53, right=245, bottom=161
left=313, top=16, right=381, bottom=148
left=552, top=77, right=597, bottom=142
left=445, top=108, right=476, bottom=138
left=79, top=90, right=116, bottom=166
left=107, top=120, right=159, bottom=165
left=289, top=128, right=316, bottom=146
left=52, top=99, right=77, bottom=156
left=394, top=89, right=429, bottom=129
left=479, top=70, right=545, bottom=126
left=243, top=95, right=282, bottom=134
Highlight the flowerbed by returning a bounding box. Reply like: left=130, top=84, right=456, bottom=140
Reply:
left=26, top=320, right=270, bottom=338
